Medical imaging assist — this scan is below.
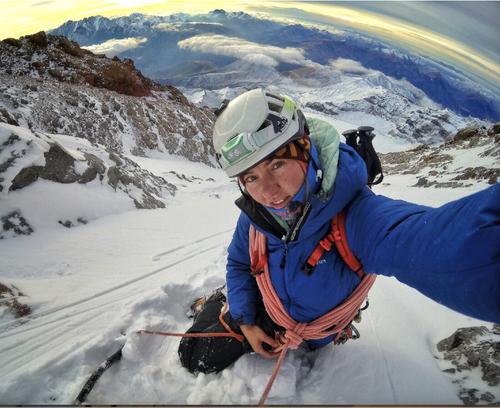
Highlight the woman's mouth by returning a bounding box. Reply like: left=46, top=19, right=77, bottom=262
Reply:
left=270, top=196, right=290, bottom=208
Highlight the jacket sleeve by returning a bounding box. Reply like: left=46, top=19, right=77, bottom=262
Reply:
left=226, top=213, right=258, bottom=325
left=346, top=184, right=500, bottom=323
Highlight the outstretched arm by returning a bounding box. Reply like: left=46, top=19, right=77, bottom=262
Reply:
left=346, top=184, right=500, bottom=322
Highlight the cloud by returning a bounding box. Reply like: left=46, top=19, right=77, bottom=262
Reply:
left=155, top=22, right=183, bottom=31
left=155, top=21, right=224, bottom=32
left=177, top=34, right=310, bottom=67
left=329, top=58, right=372, bottom=75
left=82, top=37, right=148, bottom=57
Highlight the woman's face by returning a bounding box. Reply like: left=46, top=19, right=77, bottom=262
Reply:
left=241, top=158, right=306, bottom=209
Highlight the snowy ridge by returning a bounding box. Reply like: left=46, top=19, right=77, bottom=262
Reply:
left=0, top=134, right=498, bottom=403
left=183, top=73, right=484, bottom=146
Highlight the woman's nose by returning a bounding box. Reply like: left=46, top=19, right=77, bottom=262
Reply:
left=260, top=174, right=280, bottom=198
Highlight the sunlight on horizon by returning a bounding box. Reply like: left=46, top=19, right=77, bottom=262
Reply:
left=259, top=2, right=499, bottom=91
left=2, top=0, right=498, bottom=92
left=1, top=0, right=250, bottom=39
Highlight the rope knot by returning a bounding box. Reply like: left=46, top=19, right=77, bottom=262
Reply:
left=284, top=322, right=307, bottom=349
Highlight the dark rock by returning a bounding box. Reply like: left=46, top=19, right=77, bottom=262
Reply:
left=10, top=166, right=42, bottom=190
left=0, top=108, right=20, bottom=126
left=459, top=388, right=479, bottom=405
left=454, top=127, right=479, bottom=142
left=54, top=36, right=83, bottom=58
left=0, top=156, right=16, bottom=173
left=414, top=177, right=430, bottom=187
left=2, top=38, right=21, bottom=47
left=1, top=211, right=34, bottom=237
left=27, top=31, right=48, bottom=48
left=42, top=144, right=77, bottom=183
left=77, top=217, right=88, bottom=225
left=107, top=166, right=131, bottom=187
left=109, top=152, right=123, bottom=166
left=481, top=392, right=495, bottom=402
left=79, top=153, right=105, bottom=184
left=437, top=326, right=499, bottom=404
left=0, top=282, right=32, bottom=317
left=452, top=167, right=499, bottom=182
left=491, top=123, right=500, bottom=135
left=58, top=220, right=73, bottom=228
left=482, top=362, right=500, bottom=386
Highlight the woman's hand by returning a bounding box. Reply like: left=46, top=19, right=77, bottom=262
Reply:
left=240, top=324, right=279, bottom=359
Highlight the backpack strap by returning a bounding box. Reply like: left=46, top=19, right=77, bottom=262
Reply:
left=302, top=210, right=364, bottom=278
left=331, top=211, right=364, bottom=278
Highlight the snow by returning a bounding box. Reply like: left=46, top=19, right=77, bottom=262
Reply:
left=0, top=142, right=496, bottom=405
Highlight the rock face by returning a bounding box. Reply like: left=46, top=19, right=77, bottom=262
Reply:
left=0, top=32, right=215, bottom=165
left=0, top=122, right=178, bottom=238
left=380, top=122, right=500, bottom=188
left=436, top=325, right=500, bottom=405
left=1, top=124, right=176, bottom=207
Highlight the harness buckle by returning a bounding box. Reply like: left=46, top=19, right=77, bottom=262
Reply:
left=301, top=263, right=315, bottom=275
left=319, top=239, right=332, bottom=251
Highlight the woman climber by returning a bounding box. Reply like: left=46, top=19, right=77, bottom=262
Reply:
left=178, top=88, right=500, bottom=379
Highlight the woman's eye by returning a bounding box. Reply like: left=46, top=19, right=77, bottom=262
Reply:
left=244, top=175, right=257, bottom=183
left=272, top=161, right=284, bottom=170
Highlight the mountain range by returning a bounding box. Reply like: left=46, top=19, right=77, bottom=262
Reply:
left=50, top=10, right=500, bottom=122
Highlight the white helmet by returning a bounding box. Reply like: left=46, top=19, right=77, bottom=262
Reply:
left=213, top=88, right=308, bottom=177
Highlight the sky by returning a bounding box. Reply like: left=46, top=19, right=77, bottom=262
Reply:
left=1, top=1, right=499, bottom=94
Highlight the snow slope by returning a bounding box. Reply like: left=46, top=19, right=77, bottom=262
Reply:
left=0, top=147, right=496, bottom=404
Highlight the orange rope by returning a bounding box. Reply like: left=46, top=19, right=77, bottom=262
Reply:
left=137, top=304, right=245, bottom=343
left=250, top=225, right=376, bottom=405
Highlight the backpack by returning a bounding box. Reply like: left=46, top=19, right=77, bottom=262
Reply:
left=342, top=126, right=384, bottom=186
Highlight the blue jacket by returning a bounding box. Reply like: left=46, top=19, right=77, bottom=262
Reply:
left=226, top=126, right=500, bottom=346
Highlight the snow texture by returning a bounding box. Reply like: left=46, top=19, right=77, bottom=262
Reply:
left=0, top=137, right=497, bottom=404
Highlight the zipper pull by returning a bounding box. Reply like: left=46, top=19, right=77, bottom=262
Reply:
left=280, top=237, right=287, bottom=269
left=316, top=169, right=323, bottom=183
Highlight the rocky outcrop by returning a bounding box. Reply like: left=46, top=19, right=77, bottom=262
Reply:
left=0, top=73, right=215, bottom=165
left=436, top=325, right=499, bottom=405
left=1, top=211, right=33, bottom=239
left=380, top=123, right=500, bottom=188
left=0, top=123, right=178, bottom=238
left=106, top=151, right=175, bottom=209
left=1, top=31, right=159, bottom=97
left=0, top=282, right=31, bottom=317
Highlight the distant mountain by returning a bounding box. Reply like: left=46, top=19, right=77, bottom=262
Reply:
left=50, top=11, right=500, bottom=122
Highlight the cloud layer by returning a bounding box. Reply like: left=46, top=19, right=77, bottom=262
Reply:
left=178, top=34, right=309, bottom=67
left=329, top=58, right=372, bottom=75
left=83, top=37, right=147, bottom=57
